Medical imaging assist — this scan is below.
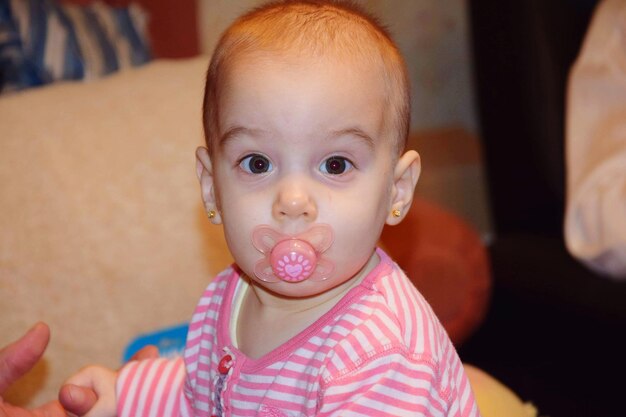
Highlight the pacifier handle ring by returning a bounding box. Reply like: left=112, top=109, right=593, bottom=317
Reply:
left=251, top=224, right=334, bottom=284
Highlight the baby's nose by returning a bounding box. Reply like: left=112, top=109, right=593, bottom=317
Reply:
left=272, top=179, right=318, bottom=221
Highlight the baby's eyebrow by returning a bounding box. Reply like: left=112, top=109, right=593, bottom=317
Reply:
left=219, top=126, right=267, bottom=146
left=219, top=126, right=376, bottom=148
left=328, top=127, right=375, bottom=150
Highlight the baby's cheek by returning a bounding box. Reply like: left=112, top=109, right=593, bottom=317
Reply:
left=224, top=227, right=255, bottom=262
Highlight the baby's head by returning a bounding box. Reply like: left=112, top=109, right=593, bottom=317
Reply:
left=202, top=0, right=410, bottom=158
left=196, top=0, right=420, bottom=298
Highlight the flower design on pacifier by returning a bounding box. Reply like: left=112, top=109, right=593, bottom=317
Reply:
left=252, top=224, right=334, bottom=283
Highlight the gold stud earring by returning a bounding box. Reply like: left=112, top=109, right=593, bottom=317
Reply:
left=392, top=209, right=401, bottom=218
left=208, top=210, right=216, bottom=219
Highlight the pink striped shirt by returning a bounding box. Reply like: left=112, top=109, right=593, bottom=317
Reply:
left=117, top=248, right=480, bottom=416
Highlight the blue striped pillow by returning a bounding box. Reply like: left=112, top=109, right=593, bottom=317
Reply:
left=0, top=0, right=151, bottom=93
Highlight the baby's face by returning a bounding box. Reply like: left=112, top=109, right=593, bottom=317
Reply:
left=209, top=53, right=404, bottom=297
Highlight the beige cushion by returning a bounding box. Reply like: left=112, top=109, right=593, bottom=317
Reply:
left=0, top=57, right=232, bottom=406
left=565, top=0, right=626, bottom=279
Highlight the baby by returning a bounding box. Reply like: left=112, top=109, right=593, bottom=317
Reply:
left=63, top=1, right=480, bottom=416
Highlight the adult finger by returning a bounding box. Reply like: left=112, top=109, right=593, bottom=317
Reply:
left=58, top=344, right=158, bottom=415
left=0, top=323, right=50, bottom=394
left=0, top=399, right=67, bottom=417
left=60, top=366, right=116, bottom=417
left=30, top=400, right=68, bottom=417
left=58, top=384, right=98, bottom=417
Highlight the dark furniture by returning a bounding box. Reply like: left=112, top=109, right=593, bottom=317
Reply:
left=461, top=1, right=626, bottom=416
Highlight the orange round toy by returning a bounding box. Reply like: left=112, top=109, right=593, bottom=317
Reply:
left=380, top=197, right=491, bottom=345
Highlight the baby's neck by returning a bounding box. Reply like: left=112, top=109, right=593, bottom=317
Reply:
left=236, top=251, right=380, bottom=359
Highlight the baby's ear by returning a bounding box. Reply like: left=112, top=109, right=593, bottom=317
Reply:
left=195, top=147, right=222, bottom=224
left=387, top=150, right=420, bottom=226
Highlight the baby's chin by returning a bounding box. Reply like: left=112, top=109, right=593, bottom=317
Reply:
left=244, top=272, right=343, bottom=299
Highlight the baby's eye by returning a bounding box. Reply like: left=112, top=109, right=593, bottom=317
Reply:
left=320, top=156, right=353, bottom=175
left=239, top=154, right=273, bottom=174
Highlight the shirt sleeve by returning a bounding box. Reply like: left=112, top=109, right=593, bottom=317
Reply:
left=318, top=350, right=479, bottom=417
left=116, top=357, right=193, bottom=417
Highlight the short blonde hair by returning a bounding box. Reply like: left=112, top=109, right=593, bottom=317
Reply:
left=202, top=0, right=410, bottom=156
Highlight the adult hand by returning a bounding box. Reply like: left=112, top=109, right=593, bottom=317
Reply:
left=0, top=322, right=96, bottom=417
left=59, top=345, right=159, bottom=416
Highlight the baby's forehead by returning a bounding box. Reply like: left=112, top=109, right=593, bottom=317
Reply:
left=225, top=49, right=390, bottom=108
left=214, top=75, right=398, bottom=166
left=215, top=47, right=403, bottom=152
left=223, top=43, right=395, bottom=109
left=226, top=46, right=384, bottom=78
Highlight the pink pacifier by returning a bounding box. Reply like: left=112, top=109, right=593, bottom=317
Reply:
left=252, top=224, right=334, bottom=283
